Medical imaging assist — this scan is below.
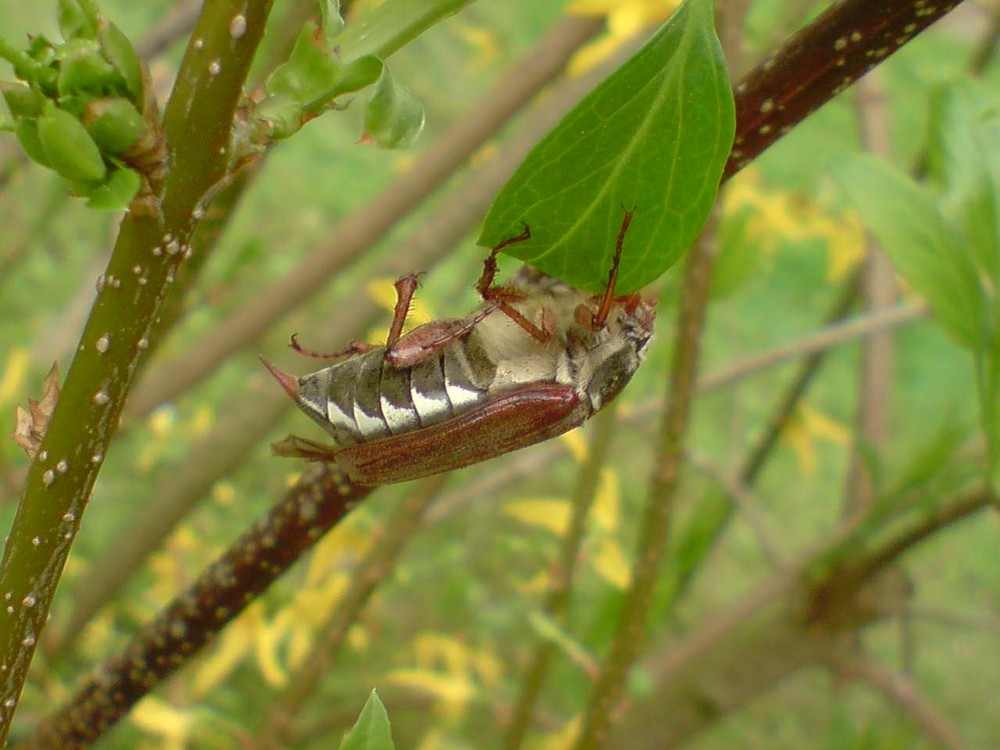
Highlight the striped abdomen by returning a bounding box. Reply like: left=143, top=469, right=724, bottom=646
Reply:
left=294, top=336, right=500, bottom=447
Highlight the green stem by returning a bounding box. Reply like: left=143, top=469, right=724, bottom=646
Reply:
left=333, top=0, right=473, bottom=60
left=0, top=36, right=41, bottom=78
left=0, top=1, right=274, bottom=743
left=976, top=349, right=1000, bottom=489
left=575, top=211, right=718, bottom=749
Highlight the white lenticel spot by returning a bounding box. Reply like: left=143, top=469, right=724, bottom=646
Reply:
left=230, top=14, right=247, bottom=39
left=209, top=59, right=222, bottom=75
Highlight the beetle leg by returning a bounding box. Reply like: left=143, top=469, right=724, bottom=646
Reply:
left=578, top=209, right=635, bottom=331
left=289, top=334, right=376, bottom=360
left=385, top=302, right=501, bottom=367
left=385, top=273, right=424, bottom=348
left=271, top=434, right=340, bottom=462
left=475, top=224, right=531, bottom=297
left=475, top=224, right=552, bottom=342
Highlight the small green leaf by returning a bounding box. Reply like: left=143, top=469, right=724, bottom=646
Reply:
left=56, top=38, right=124, bottom=96
left=834, top=155, right=988, bottom=350
left=266, top=23, right=341, bottom=106
left=85, top=166, right=141, bottom=210
left=319, top=0, right=345, bottom=39
left=478, top=0, right=734, bottom=294
left=97, top=18, right=146, bottom=107
left=340, top=690, right=395, bottom=750
left=58, top=0, right=97, bottom=40
left=362, top=65, right=424, bottom=149
left=261, top=23, right=382, bottom=138
left=926, top=83, right=1000, bottom=283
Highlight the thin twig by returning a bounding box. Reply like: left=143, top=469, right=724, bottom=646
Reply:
left=575, top=208, right=719, bottom=749
left=832, top=652, right=963, bottom=749
left=697, top=298, right=926, bottom=394
left=843, top=69, right=897, bottom=516
left=504, top=404, right=622, bottom=749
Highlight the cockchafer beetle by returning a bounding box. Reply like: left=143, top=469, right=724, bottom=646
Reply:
left=261, top=211, right=655, bottom=485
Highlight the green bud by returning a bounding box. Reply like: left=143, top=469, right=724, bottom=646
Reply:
left=84, top=97, right=144, bottom=154
left=86, top=166, right=141, bottom=210
left=2, top=84, right=45, bottom=118
left=98, top=19, right=145, bottom=107
left=37, top=105, right=107, bottom=182
left=58, top=0, right=98, bottom=40
left=16, top=37, right=58, bottom=95
left=57, top=38, right=123, bottom=96
left=26, top=35, right=57, bottom=67
left=15, top=119, right=52, bottom=167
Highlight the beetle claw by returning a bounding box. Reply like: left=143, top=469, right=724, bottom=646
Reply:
left=259, top=356, right=299, bottom=400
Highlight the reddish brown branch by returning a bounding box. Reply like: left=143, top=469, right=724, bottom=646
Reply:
left=28, top=465, right=369, bottom=748
left=725, top=0, right=965, bottom=179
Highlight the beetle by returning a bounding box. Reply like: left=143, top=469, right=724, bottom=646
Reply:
left=262, top=211, right=655, bottom=485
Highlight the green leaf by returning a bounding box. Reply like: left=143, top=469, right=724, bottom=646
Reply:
left=362, top=65, right=424, bottom=149
left=261, top=23, right=383, bottom=138
left=926, top=82, right=1000, bottom=283
left=265, top=23, right=342, bottom=107
left=340, top=690, right=395, bottom=750
left=85, top=166, right=141, bottom=210
left=331, top=0, right=472, bottom=61
left=478, top=0, right=734, bottom=294
left=834, top=155, right=988, bottom=350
